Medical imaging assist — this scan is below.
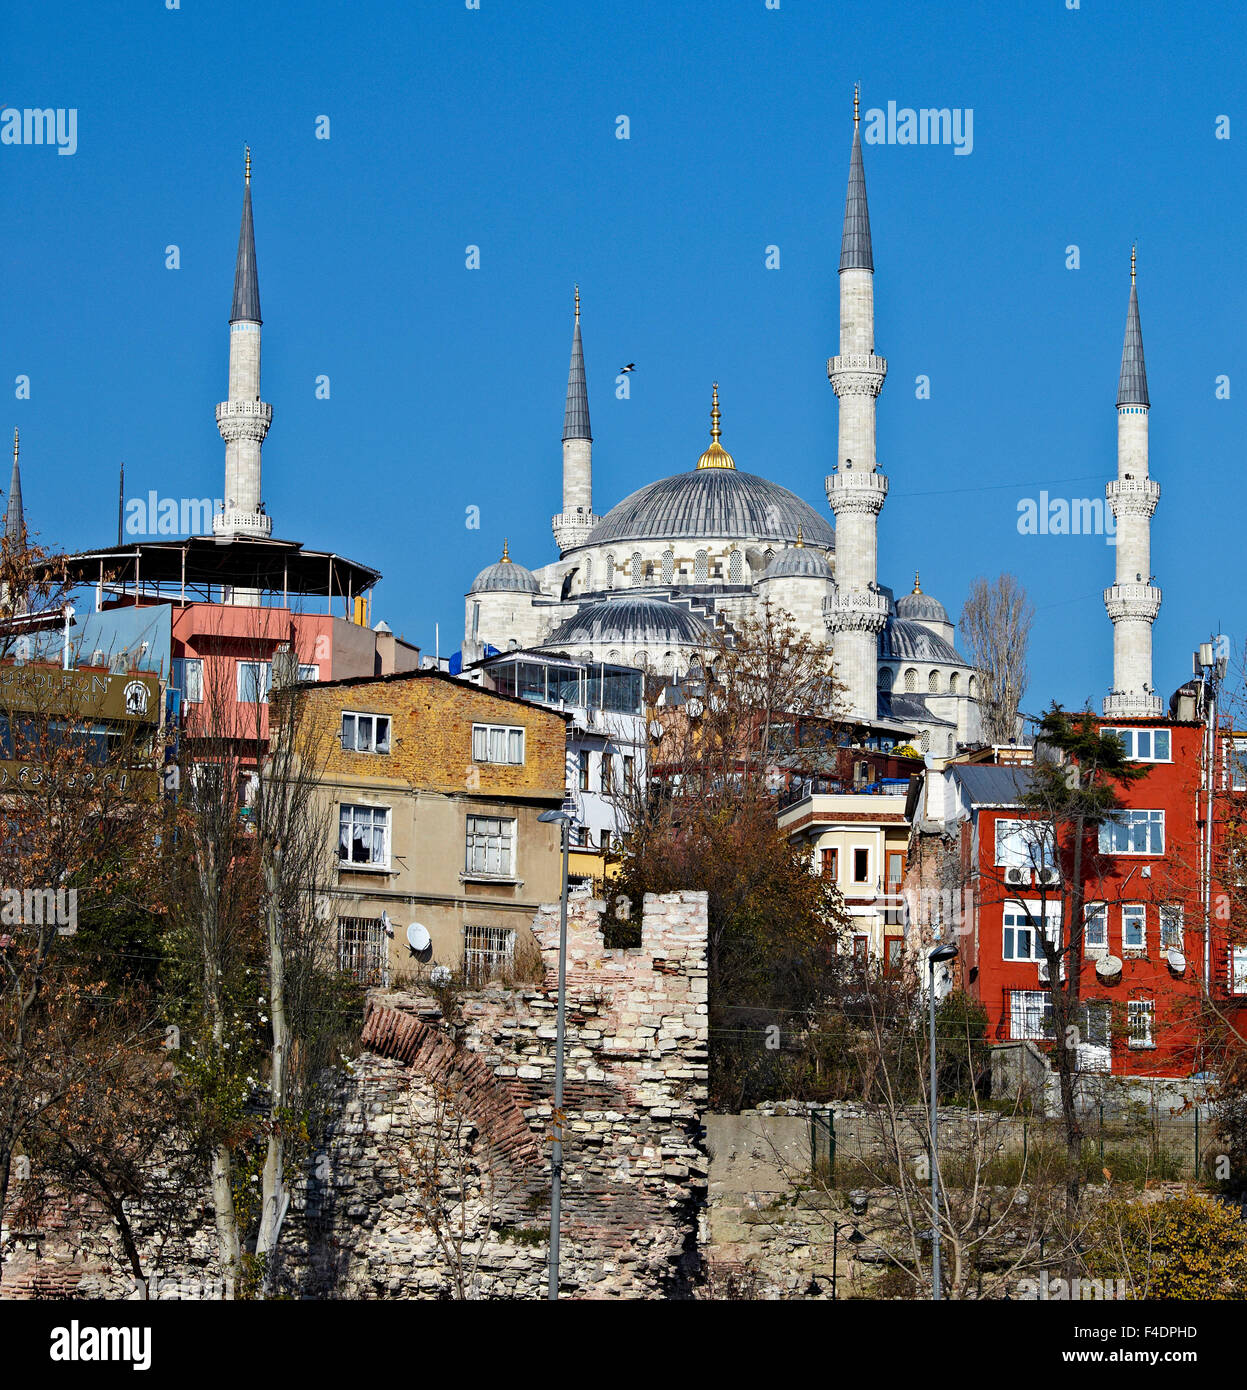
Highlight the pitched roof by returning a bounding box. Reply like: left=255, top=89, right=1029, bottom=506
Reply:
left=948, top=763, right=1036, bottom=806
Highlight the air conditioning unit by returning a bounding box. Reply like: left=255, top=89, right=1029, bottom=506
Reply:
left=1036, top=866, right=1060, bottom=887
left=1004, top=866, right=1031, bottom=887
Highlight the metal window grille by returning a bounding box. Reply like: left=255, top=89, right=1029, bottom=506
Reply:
left=463, top=924, right=516, bottom=985
left=338, top=915, right=386, bottom=985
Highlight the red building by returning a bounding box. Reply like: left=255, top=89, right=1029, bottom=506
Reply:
left=906, top=714, right=1247, bottom=1080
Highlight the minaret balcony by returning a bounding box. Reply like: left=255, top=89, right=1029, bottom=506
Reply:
left=827, top=354, right=887, bottom=397
left=551, top=510, right=599, bottom=554
left=1103, top=691, right=1164, bottom=718
left=216, top=399, right=273, bottom=443
left=1105, top=476, right=1159, bottom=518
left=823, top=588, right=889, bottom=634
left=1103, top=583, right=1161, bottom=623
left=213, top=508, right=273, bottom=539
left=825, top=467, right=888, bottom=514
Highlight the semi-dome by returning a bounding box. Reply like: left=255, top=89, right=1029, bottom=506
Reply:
left=470, top=539, right=542, bottom=594
left=894, top=571, right=950, bottom=625
left=544, top=597, right=711, bottom=648
left=762, top=531, right=833, bottom=580
left=879, top=617, right=963, bottom=665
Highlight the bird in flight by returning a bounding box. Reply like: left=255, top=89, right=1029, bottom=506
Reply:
left=620, top=362, right=636, bottom=374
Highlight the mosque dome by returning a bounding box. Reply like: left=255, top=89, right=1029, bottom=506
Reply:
left=761, top=529, right=833, bottom=580
left=879, top=617, right=963, bottom=665
left=545, top=597, right=711, bottom=648
left=894, top=572, right=950, bottom=625
left=470, top=539, right=542, bottom=594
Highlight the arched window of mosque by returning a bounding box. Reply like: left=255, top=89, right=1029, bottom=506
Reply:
left=661, top=550, right=674, bottom=585
left=630, top=552, right=642, bottom=585
left=878, top=668, right=893, bottom=691
left=929, top=670, right=940, bottom=694
left=608, top=649, right=620, bottom=662
left=664, top=650, right=676, bottom=677
left=949, top=671, right=959, bottom=694
left=921, top=730, right=930, bottom=753
left=764, top=548, right=775, bottom=566
left=904, top=668, right=918, bottom=693
left=694, top=550, right=708, bottom=583
left=729, top=550, right=743, bottom=584
left=583, top=556, right=593, bottom=590
left=635, top=650, right=646, bottom=668
left=968, top=674, right=978, bottom=698
left=605, top=553, right=615, bottom=589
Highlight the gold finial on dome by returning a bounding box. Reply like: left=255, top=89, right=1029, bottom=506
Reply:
left=245, top=145, right=251, bottom=185
left=913, top=570, right=922, bottom=593
left=696, top=382, right=736, bottom=470
left=795, top=524, right=804, bottom=548
left=501, top=538, right=511, bottom=563
left=1131, top=243, right=1136, bottom=285
left=854, top=83, right=860, bottom=129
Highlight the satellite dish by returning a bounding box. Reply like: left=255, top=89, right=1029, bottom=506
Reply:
left=381, top=911, right=394, bottom=937
left=1095, top=955, right=1122, bottom=982
left=686, top=697, right=704, bottom=718
left=406, top=922, right=432, bottom=961
left=648, top=719, right=663, bottom=740
left=1167, top=948, right=1186, bottom=976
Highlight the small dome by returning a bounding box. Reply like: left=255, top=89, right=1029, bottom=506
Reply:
left=880, top=617, right=963, bottom=665
left=545, top=597, right=710, bottom=648
left=470, top=539, right=542, bottom=595
left=895, top=571, right=949, bottom=625
left=762, top=529, right=832, bottom=580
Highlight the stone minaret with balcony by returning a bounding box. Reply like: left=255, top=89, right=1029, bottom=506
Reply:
left=552, top=287, right=599, bottom=555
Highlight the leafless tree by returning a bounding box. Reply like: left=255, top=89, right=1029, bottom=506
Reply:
left=959, top=574, right=1034, bottom=745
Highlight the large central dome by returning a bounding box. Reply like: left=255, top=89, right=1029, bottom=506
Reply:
left=583, top=468, right=836, bottom=549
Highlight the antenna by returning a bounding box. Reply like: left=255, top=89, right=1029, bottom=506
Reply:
left=118, top=461, right=125, bottom=545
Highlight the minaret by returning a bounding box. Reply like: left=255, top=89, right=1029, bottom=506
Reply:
left=1103, top=248, right=1162, bottom=717
left=5, top=428, right=24, bottom=544
left=552, top=286, right=599, bottom=555
left=213, top=145, right=273, bottom=561
left=824, top=87, right=889, bottom=721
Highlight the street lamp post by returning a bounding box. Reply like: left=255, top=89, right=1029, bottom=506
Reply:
left=538, top=807, right=574, bottom=1301
left=928, top=942, right=959, bottom=1302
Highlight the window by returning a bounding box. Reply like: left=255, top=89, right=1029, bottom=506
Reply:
left=342, top=712, right=392, bottom=754
left=1010, top=989, right=1054, bottom=1041
left=928, top=670, right=940, bottom=693
left=578, top=749, right=591, bottom=792
left=995, top=817, right=1056, bottom=874
left=1003, top=901, right=1060, bottom=961
left=600, top=828, right=612, bottom=853
left=465, top=815, right=515, bottom=878
left=1160, top=903, right=1184, bottom=951
left=237, top=660, right=272, bottom=703
left=887, top=851, right=904, bottom=887
left=1084, top=902, right=1108, bottom=950
left=729, top=550, right=743, bottom=584
left=852, top=935, right=869, bottom=965
left=1122, top=903, right=1146, bottom=951
left=1099, top=810, right=1164, bottom=856
left=904, top=668, right=918, bottom=693
left=1083, top=1000, right=1111, bottom=1049
left=694, top=550, right=708, bottom=583
left=583, top=556, right=593, bottom=590
left=1128, top=999, right=1155, bottom=1048
left=661, top=550, right=674, bottom=585
left=337, top=916, right=386, bottom=985
left=820, top=847, right=839, bottom=879
left=630, top=552, right=642, bottom=586
left=1102, top=727, right=1171, bottom=763
left=176, top=657, right=203, bottom=703
left=968, top=675, right=978, bottom=698
left=853, top=847, right=870, bottom=883
left=878, top=668, right=893, bottom=691
left=1231, top=947, right=1247, bottom=995
left=339, top=804, right=390, bottom=869
left=463, top=924, right=516, bottom=985
left=884, top=936, right=904, bottom=979
left=623, top=754, right=635, bottom=792
left=1232, top=738, right=1247, bottom=792
left=604, top=553, right=615, bottom=589
left=472, top=724, right=525, bottom=765
left=949, top=672, right=959, bottom=694
left=298, top=663, right=319, bottom=683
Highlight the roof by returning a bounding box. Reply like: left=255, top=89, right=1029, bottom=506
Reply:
left=1117, top=280, right=1149, bottom=408
left=583, top=468, right=836, bottom=549
left=296, top=665, right=572, bottom=719
left=563, top=299, right=591, bottom=442
left=43, top=536, right=380, bottom=598
left=880, top=692, right=957, bottom=728
left=948, top=763, right=1036, bottom=806
left=470, top=558, right=542, bottom=594
left=895, top=588, right=949, bottom=625
left=839, top=126, right=874, bottom=273
left=5, top=432, right=23, bottom=542
left=879, top=617, right=964, bottom=665
left=230, top=179, right=261, bottom=324
left=762, top=545, right=833, bottom=581
left=544, top=597, right=711, bottom=648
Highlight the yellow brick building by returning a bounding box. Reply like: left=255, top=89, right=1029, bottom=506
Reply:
left=295, top=670, right=569, bottom=984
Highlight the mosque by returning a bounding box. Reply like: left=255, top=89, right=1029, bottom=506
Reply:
left=461, top=95, right=982, bottom=757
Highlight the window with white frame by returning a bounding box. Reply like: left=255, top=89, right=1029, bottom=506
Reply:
left=1128, top=998, right=1155, bottom=1048
left=337, top=915, right=387, bottom=985
left=1084, top=901, right=1108, bottom=950
left=465, top=815, right=516, bottom=878
left=1010, top=989, right=1054, bottom=1041
left=298, top=663, right=319, bottom=683
left=179, top=658, right=204, bottom=703
left=1122, top=903, right=1146, bottom=951
left=995, top=817, right=1057, bottom=876
left=1003, top=901, right=1060, bottom=961
left=1160, top=903, right=1184, bottom=951
left=472, top=724, right=525, bottom=765
left=342, top=711, right=391, bottom=754
left=339, top=804, right=390, bottom=869
left=1099, top=810, right=1164, bottom=855
left=463, top=924, right=516, bottom=985
left=1232, top=946, right=1247, bottom=995
left=1232, top=738, right=1247, bottom=793
left=237, top=660, right=272, bottom=704
left=1102, top=727, right=1171, bottom=763
left=1083, top=1000, right=1111, bottom=1049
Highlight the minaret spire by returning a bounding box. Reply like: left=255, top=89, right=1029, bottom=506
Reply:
left=214, top=146, right=273, bottom=575
left=5, top=427, right=24, bottom=544
left=1104, top=249, right=1161, bottom=717
left=552, top=285, right=598, bottom=555
left=825, top=91, right=889, bottom=720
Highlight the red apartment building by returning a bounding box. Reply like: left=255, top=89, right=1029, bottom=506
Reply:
left=906, top=713, right=1247, bottom=1080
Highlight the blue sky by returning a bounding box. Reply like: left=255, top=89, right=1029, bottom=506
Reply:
left=3, top=0, right=1243, bottom=714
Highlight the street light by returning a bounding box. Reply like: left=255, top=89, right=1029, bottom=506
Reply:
left=927, top=941, right=959, bottom=1301
left=538, top=806, right=575, bottom=1300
